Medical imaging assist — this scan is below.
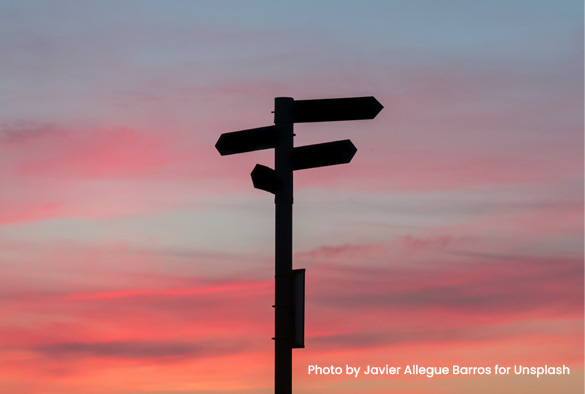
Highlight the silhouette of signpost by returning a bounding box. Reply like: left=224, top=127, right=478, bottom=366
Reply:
left=215, top=96, right=383, bottom=394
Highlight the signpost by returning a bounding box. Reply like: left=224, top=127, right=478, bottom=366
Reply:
left=215, top=96, right=382, bottom=394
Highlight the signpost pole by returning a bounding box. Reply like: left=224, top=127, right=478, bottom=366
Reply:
left=215, top=95, right=383, bottom=394
left=274, top=97, right=294, bottom=394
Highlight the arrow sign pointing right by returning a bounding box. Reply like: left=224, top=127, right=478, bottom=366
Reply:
left=293, top=96, right=383, bottom=123
left=291, top=140, right=357, bottom=171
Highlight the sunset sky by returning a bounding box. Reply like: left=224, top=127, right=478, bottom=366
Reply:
left=0, top=1, right=583, bottom=393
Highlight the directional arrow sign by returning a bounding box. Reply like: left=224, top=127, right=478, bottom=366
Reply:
left=292, top=96, right=383, bottom=123
left=291, top=139, right=357, bottom=171
left=215, top=125, right=277, bottom=156
left=251, top=164, right=280, bottom=194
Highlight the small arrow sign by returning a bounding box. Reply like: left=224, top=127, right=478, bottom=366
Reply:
left=292, top=140, right=357, bottom=171
left=215, top=125, right=277, bottom=156
left=293, top=96, right=383, bottom=123
left=251, top=164, right=279, bottom=194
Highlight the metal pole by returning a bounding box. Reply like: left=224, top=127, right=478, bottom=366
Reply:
left=274, top=97, right=294, bottom=394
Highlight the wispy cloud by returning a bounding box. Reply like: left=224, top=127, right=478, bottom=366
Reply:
left=33, top=339, right=243, bottom=360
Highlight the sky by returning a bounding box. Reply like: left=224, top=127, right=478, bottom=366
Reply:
left=0, top=1, right=583, bottom=393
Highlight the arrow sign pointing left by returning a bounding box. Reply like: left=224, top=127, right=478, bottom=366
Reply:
left=251, top=164, right=279, bottom=194
left=292, top=139, right=357, bottom=171
left=215, top=125, right=278, bottom=156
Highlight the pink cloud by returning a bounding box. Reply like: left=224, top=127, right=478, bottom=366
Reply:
left=0, top=238, right=580, bottom=392
left=65, top=279, right=271, bottom=301
left=1, top=126, right=170, bottom=179
left=0, top=121, right=255, bottom=224
left=293, top=142, right=582, bottom=192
